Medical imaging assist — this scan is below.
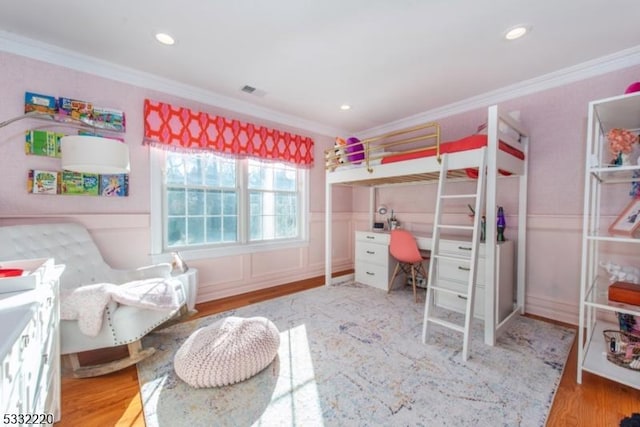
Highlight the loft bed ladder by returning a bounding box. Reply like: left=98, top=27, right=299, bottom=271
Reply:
left=422, top=147, right=487, bottom=361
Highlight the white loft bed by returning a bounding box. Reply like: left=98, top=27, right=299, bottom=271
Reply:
left=324, top=105, right=530, bottom=346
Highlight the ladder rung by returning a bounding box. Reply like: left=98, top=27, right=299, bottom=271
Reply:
left=433, top=253, right=471, bottom=263
left=438, top=224, right=474, bottom=231
left=440, top=193, right=478, bottom=199
left=429, top=285, right=469, bottom=298
left=426, top=316, right=465, bottom=333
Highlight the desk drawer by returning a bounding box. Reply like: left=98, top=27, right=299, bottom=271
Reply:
left=355, top=260, right=389, bottom=291
left=438, top=258, right=486, bottom=286
left=355, top=240, right=388, bottom=265
left=355, top=231, right=389, bottom=245
left=434, top=280, right=485, bottom=319
left=439, top=240, right=486, bottom=257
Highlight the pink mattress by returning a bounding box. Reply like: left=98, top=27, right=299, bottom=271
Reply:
left=380, top=134, right=524, bottom=177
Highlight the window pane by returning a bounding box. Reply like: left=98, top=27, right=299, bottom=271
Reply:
left=248, top=160, right=296, bottom=191
left=166, top=153, right=185, bottom=185
left=167, top=217, right=186, bottom=247
left=187, top=189, right=205, bottom=216
left=187, top=217, right=205, bottom=244
left=167, top=188, right=185, bottom=215
left=207, top=190, right=222, bottom=215
left=249, top=190, right=297, bottom=241
left=223, top=192, right=237, bottom=215
left=223, top=216, right=237, bottom=241
left=204, top=156, right=236, bottom=188
left=274, top=168, right=296, bottom=191
left=206, top=217, right=221, bottom=242
left=185, top=157, right=203, bottom=186
left=248, top=161, right=266, bottom=189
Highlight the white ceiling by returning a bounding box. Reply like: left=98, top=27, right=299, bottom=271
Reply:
left=1, top=0, right=639, bottom=134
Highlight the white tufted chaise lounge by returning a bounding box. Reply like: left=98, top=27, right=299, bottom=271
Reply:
left=0, top=222, right=189, bottom=378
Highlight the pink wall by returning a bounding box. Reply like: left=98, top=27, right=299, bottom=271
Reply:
left=0, top=51, right=354, bottom=302
left=1, top=49, right=639, bottom=323
left=354, top=65, right=640, bottom=323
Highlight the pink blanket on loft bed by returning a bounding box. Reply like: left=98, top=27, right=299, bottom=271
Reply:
left=380, top=134, right=525, bottom=177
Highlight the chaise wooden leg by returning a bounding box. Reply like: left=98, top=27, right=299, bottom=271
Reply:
left=64, top=339, right=156, bottom=378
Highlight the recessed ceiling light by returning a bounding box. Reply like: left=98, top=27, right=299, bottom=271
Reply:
left=504, top=25, right=529, bottom=41
left=340, top=104, right=351, bottom=111
left=155, top=32, right=176, bottom=45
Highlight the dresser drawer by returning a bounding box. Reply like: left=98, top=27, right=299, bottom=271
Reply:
left=355, top=231, right=390, bottom=245
left=355, top=240, right=388, bottom=265
left=434, top=280, right=485, bottom=319
left=438, top=257, right=486, bottom=286
left=355, top=260, right=389, bottom=291
left=439, top=240, right=486, bottom=257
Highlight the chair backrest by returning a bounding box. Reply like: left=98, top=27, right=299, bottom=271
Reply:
left=389, top=229, right=423, bottom=263
left=0, top=222, right=117, bottom=290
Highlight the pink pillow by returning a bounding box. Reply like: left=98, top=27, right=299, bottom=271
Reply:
left=345, top=137, right=365, bottom=164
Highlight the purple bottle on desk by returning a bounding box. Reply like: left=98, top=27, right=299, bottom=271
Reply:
left=497, top=206, right=506, bottom=241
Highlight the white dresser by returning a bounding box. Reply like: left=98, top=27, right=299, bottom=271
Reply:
left=432, top=239, right=514, bottom=322
left=0, top=260, right=63, bottom=426
left=354, top=231, right=395, bottom=291
left=354, top=231, right=515, bottom=322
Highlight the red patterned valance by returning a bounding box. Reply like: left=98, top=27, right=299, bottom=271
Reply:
left=143, top=99, right=314, bottom=167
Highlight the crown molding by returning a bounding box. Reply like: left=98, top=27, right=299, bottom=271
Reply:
left=0, top=31, right=346, bottom=138
left=359, top=45, right=640, bottom=137
left=1, top=31, right=638, bottom=139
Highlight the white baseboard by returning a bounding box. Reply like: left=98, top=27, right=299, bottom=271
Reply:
left=526, top=294, right=579, bottom=326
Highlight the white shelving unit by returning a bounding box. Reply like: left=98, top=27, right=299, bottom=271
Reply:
left=578, top=91, right=640, bottom=389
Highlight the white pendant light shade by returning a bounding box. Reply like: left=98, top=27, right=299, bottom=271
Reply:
left=61, top=135, right=130, bottom=174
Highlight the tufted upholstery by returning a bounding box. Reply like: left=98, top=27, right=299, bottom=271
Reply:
left=0, top=222, right=187, bottom=354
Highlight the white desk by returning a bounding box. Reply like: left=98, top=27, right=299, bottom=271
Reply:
left=354, top=230, right=515, bottom=322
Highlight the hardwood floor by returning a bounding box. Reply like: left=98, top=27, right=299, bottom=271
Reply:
left=57, top=275, right=640, bottom=426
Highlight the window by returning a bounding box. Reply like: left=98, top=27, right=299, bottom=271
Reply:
left=248, top=159, right=298, bottom=241
left=151, top=149, right=308, bottom=258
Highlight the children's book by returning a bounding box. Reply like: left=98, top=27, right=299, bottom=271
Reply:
left=58, top=97, right=92, bottom=122
left=99, top=174, right=129, bottom=197
left=24, top=92, right=57, bottom=116
left=29, top=170, right=59, bottom=194
left=25, top=130, right=63, bottom=157
left=59, top=172, right=99, bottom=196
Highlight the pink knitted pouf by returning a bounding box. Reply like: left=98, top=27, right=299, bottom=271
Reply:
left=174, top=316, right=280, bottom=388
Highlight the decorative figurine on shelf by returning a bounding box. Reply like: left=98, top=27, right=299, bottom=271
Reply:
left=171, top=251, right=189, bottom=275
left=497, top=206, right=506, bottom=241
left=606, top=128, right=638, bottom=166
left=600, top=261, right=640, bottom=284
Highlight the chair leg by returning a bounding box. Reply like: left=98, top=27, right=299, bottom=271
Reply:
left=389, top=262, right=401, bottom=293
left=411, top=265, right=418, bottom=302
left=418, top=262, right=428, bottom=283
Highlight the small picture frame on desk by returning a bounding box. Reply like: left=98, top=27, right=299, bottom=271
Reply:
left=609, top=198, right=640, bottom=237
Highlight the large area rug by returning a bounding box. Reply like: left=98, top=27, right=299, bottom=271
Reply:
left=137, top=281, right=575, bottom=426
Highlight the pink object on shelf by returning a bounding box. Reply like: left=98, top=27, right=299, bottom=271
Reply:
left=0, top=269, right=23, bottom=278
left=625, top=82, right=640, bottom=94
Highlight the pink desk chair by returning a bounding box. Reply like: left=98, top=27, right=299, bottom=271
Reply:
left=388, top=229, right=430, bottom=302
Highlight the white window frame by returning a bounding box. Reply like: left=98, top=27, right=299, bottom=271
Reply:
left=149, top=148, right=309, bottom=263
